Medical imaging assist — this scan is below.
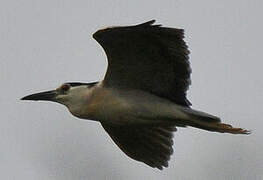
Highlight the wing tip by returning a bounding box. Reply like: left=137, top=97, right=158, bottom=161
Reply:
left=134, top=19, right=160, bottom=27
left=93, top=19, right=159, bottom=39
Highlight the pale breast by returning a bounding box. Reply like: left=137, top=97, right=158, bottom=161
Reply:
left=82, top=87, right=128, bottom=123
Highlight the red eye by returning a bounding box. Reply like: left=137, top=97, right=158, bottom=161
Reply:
left=61, top=84, right=70, bottom=92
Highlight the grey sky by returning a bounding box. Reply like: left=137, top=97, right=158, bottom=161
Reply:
left=1, top=0, right=262, bottom=179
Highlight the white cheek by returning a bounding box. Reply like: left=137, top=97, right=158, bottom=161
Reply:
left=69, top=89, right=90, bottom=104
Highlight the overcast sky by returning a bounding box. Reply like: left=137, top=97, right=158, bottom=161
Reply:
left=1, top=0, right=262, bottom=179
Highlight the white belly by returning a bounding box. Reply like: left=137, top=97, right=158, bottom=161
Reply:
left=81, top=87, right=189, bottom=126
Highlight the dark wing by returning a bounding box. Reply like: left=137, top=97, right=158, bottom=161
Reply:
left=93, top=20, right=191, bottom=106
left=101, top=122, right=177, bottom=170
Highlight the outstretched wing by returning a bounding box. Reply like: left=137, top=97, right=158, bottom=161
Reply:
left=101, top=122, right=177, bottom=170
left=93, top=20, right=191, bottom=106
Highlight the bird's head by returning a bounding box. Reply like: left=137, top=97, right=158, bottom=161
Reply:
left=21, top=82, right=98, bottom=109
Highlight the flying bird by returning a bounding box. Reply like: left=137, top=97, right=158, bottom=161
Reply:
left=21, top=20, right=250, bottom=170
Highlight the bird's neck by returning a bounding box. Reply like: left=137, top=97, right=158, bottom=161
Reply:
left=67, top=81, right=104, bottom=121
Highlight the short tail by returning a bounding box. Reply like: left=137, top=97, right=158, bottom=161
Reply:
left=180, top=107, right=250, bottom=135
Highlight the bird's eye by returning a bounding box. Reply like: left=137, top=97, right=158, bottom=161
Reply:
left=61, top=84, right=70, bottom=92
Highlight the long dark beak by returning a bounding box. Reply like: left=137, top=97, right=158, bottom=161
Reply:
left=21, top=90, right=57, bottom=101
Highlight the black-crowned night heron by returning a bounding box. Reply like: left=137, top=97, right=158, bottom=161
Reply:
left=22, top=20, right=249, bottom=170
